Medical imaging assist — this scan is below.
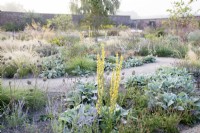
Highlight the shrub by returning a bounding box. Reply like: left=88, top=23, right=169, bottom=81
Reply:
left=138, top=46, right=150, bottom=56
left=155, top=45, right=174, bottom=57
left=0, top=39, right=42, bottom=78
left=107, top=29, right=119, bottom=36
left=65, top=43, right=89, bottom=59
left=142, top=55, right=156, bottom=63
left=3, top=22, right=24, bottom=31
left=123, top=58, right=143, bottom=68
left=47, top=15, right=74, bottom=31
left=187, top=30, right=200, bottom=45
left=50, top=36, right=80, bottom=47
left=35, top=44, right=58, bottom=57
left=125, top=67, right=199, bottom=112
left=0, top=87, right=46, bottom=111
left=40, top=55, right=65, bottom=78
left=5, top=100, right=28, bottom=128
left=65, top=57, right=96, bottom=76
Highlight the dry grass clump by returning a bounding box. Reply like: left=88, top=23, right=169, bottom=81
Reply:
left=0, top=39, right=42, bottom=52
left=0, top=39, right=42, bottom=77
left=23, top=21, right=56, bottom=41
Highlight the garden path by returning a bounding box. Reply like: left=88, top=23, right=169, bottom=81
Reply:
left=2, top=57, right=179, bottom=92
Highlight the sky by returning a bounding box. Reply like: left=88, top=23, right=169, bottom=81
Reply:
left=0, top=0, right=200, bottom=18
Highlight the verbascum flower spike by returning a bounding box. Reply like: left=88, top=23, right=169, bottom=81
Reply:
left=109, top=54, right=123, bottom=114
left=96, top=44, right=105, bottom=114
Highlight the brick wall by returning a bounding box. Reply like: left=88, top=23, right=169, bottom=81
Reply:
left=0, top=11, right=199, bottom=29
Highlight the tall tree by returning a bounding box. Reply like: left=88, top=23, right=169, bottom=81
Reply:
left=70, top=0, right=120, bottom=29
left=166, top=0, right=199, bottom=39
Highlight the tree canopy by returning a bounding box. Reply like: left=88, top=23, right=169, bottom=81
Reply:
left=70, top=0, right=120, bottom=16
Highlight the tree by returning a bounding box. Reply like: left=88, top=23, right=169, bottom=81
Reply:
left=47, top=15, right=74, bottom=31
left=70, top=0, right=120, bottom=30
left=166, top=0, right=199, bottom=39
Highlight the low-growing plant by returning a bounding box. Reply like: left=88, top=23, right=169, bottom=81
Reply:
left=40, top=55, right=65, bottom=78
left=65, top=43, right=89, bottom=59
left=123, top=57, right=143, bottom=68
left=187, top=30, right=200, bottom=46
left=142, top=55, right=156, bottom=63
left=35, top=44, right=58, bottom=57
left=66, top=82, right=97, bottom=108
left=125, top=67, right=200, bottom=114
left=50, top=36, right=80, bottom=47
left=5, top=100, right=28, bottom=128
left=65, top=57, right=96, bottom=76
left=0, top=87, right=46, bottom=111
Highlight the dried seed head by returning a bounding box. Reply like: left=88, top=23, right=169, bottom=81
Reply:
left=132, top=70, right=135, bottom=75
left=8, top=56, right=12, bottom=60
left=122, top=72, right=125, bottom=75
left=9, top=81, right=12, bottom=85
left=40, top=53, right=43, bottom=58
left=14, top=73, right=19, bottom=78
left=65, top=73, right=68, bottom=78
left=27, top=80, right=31, bottom=85
left=22, top=64, right=26, bottom=68
left=121, top=76, right=125, bottom=80
left=63, top=78, right=65, bottom=83
left=37, top=64, right=42, bottom=68
left=17, top=69, right=20, bottom=74
left=43, top=77, right=47, bottom=82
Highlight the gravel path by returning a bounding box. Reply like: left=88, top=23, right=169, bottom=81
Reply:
left=2, top=57, right=179, bottom=92
left=181, top=124, right=200, bottom=133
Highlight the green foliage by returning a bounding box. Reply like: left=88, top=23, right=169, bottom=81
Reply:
left=155, top=45, right=174, bottom=57
left=137, top=35, right=188, bottom=58
left=35, top=45, right=58, bottom=57
left=59, top=104, right=97, bottom=132
left=5, top=100, right=28, bottom=128
left=106, top=55, right=117, bottom=64
left=138, top=46, right=150, bottom=56
left=142, top=55, right=156, bottom=63
left=123, top=58, right=143, bottom=68
left=167, top=0, right=194, bottom=29
left=50, top=36, right=80, bottom=46
left=0, top=87, right=46, bottom=111
left=104, top=62, right=116, bottom=71
left=65, top=57, right=96, bottom=76
left=65, top=43, right=89, bottom=58
left=187, top=30, right=200, bottom=45
left=65, top=82, right=97, bottom=108
left=0, top=64, right=31, bottom=78
left=125, top=67, right=200, bottom=113
left=40, top=55, right=65, bottom=78
left=70, top=0, right=120, bottom=29
left=47, top=15, right=74, bottom=31
left=3, top=22, right=24, bottom=31
left=0, top=64, right=18, bottom=78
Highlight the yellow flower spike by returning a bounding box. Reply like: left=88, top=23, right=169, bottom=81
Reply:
left=96, top=44, right=123, bottom=115
left=109, top=54, right=123, bottom=114
left=96, top=44, right=105, bottom=114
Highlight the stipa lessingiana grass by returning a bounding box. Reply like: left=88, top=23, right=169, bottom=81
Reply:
left=109, top=54, right=123, bottom=114
left=96, top=45, right=105, bottom=114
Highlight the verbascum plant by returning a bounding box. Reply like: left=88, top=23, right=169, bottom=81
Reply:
left=96, top=45, right=105, bottom=114
left=109, top=54, right=123, bottom=114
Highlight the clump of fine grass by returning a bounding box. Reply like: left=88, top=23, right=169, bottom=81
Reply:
left=0, top=87, right=47, bottom=111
